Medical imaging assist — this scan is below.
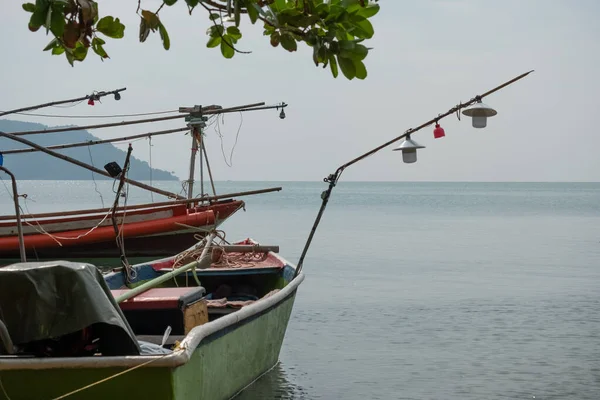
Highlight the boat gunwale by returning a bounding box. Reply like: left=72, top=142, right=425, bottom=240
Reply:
left=0, top=198, right=244, bottom=223
left=0, top=263, right=303, bottom=371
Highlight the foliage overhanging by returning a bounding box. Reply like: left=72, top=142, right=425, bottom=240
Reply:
left=23, top=0, right=380, bottom=80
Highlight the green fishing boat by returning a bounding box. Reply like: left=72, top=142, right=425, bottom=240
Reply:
left=0, top=237, right=304, bottom=400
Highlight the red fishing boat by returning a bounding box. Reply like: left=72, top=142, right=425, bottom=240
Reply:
left=0, top=198, right=244, bottom=265
left=0, top=102, right=283, bottom=267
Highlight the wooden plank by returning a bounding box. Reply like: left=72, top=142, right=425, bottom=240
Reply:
left=184, top=300, right=209, bottom=335
left=219, top=245, right=279, bottom=253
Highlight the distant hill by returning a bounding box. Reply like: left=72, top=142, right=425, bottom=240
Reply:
left=0, top=119, right=178, bottom=180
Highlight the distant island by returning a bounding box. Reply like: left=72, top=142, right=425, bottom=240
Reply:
left=0, top=119, right=178, bottom=180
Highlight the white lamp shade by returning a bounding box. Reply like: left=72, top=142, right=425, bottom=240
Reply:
left=402, top=149, right=417, bottom=163
left=393, top=136, right=425, bottom=163
left=462, top=101, right=497, bottom=128
left=472, top=116, right=487, bottom=128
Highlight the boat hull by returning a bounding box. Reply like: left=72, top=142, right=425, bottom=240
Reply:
left=0, top=244, right=303, bottom=400
left=0, top=200, right=243, bottom=266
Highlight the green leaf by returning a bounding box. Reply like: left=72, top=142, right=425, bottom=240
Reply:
left=158, top=22, right=170, bottom=50
left=234, top=0, right=241, bottom=26
left=92, top=36, right=109, bottom=58
left=43, top=38, right=58, bottom=51
left=139, top=16, right=150, bottom=42
left=357, top=3, right=380, bottom=19
left=52, top=45, right=65, bottom=55
left=65, top=50, right=75, bottom=66
left=220, top=34, right=235, bottom=58
left=339, top=42, right=368, bottom=60
left=270, top=32, right=280, bottom=47
left=280, top=34, right=297, bottom=52
left=209, top=13, right=220, bottom=21
left=226, top=26, right=242, bottom=40
left=312, top=42, right=320, bottom=66
left=245, top=0, right=258, bottom=24
left=185, top=0, right=198, bottom=11
left=350, top=17, right=374, bottom=39
left=44, top=6, right=52, bottom=34
left=337, top=55, right=356, bottom=80
left=354, top=59, right=367, bottom=79
left=49, top=5, right=65, bottom=37
left=96, top=16, right=125, bottom=39
left=72, top=41, right=88, bottom=61
left=28, top=10, right=45, bottom=31
left=164, top=0, right=178, bottom=5
left=329, top=54, right=339, bottom=78
left=206, top=35, right=221, bottom=48
left=207, top=24, right=224, bottom=37
left=22, top=3, right=35, bottom=12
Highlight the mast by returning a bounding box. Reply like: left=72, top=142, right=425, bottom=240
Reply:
left=181, top=105, right=214, bottom=203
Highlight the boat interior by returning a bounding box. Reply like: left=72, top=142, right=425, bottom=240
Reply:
left=0, top=239, right=295, bottom=359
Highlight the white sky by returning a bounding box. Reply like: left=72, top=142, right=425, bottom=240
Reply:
left=0, top=0, right=598, bottom=182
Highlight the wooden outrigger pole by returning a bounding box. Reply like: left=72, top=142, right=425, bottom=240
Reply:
left=0, top=87, right=126, bottom=118
left=7, top=102, right=270, bottom=137
left=0, top=129, right=185, bottom=200
left=293, top=70, right=535, bottom=279
left=1, top=127, right=189, bottom=155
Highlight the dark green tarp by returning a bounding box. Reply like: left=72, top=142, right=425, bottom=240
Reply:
left=0, top=261, right=140, bottom=356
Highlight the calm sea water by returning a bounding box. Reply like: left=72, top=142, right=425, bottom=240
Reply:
left=1, top=181, right=599, bottom=400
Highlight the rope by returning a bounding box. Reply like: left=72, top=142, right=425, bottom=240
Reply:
left=0, top=375, right=11, bottom=400
left=170, top=230, right=266, bottom=274
left=214, top=112, right=243, bottom=167
left=0, top=176, right=13, bottom=201
left=21, top=198, right=115, bottom=246
left=49, top=345, right=186, bottom=400
left=87, top=144, right=105, bottom=208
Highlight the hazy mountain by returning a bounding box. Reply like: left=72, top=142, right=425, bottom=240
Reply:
left=0, top=119, right=178, bottom=180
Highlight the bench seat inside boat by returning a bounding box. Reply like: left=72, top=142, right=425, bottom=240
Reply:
left=111, top=287, right=206, bottom=311
left=110, top=287, right=208, bottom=336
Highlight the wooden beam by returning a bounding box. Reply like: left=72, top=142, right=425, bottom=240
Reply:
left=1, top=127, right=188, bottom=155
left=0, top=130, right=184, bottom=200
left=218, top=245, right=279, bottom=253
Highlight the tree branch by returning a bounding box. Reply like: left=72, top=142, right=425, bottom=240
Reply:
left=202, top=0, right=248, bottom=14
left=199, top=1, right=252, bottom=54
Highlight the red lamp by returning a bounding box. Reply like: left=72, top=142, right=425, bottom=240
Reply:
left=433, top=122, right=445, bottom=139
left=87, top=98, right=95, bottom=106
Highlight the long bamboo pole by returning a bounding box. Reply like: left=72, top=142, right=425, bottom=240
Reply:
left=294, top=70, right=535, bottom=278
left=115, top=232, right=216, bottom=303
left=0, top=187, right=282, bottom=221
left=8, top=102, right=271, bottom=137
left=1, top=127, right=188, bottom=155
left=0, top=130, right=184, bottom=200
left=0, top=88, right=126, bottom=118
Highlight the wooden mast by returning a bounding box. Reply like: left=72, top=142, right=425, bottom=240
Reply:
left=181, top=105, right=215, bottom=204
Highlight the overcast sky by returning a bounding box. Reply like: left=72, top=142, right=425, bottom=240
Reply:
left=0, top=0, right=598, bottom=182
